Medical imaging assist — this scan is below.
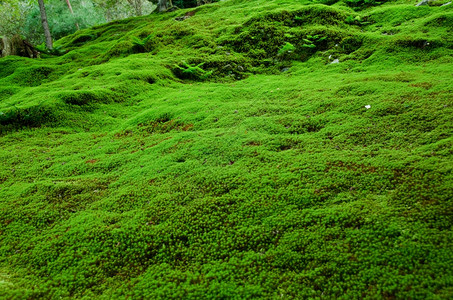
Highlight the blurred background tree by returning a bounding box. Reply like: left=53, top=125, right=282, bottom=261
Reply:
left=0, top=0, right=156, bottom=46
left=37, top=0, right=53, bottom=49
left=0, top=0, right=33, bottom=38
left=25, top=0, right=106, bottom=45
left=0, top=0, right=218, bottom=48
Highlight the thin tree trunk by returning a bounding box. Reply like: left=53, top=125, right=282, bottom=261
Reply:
left=158, top=0, right=167, bottom=12
left=38, top=0, right=53, bottom=50
left=64, top=0, right=80, bottom=30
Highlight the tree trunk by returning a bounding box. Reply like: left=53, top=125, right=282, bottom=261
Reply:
left=0, top=35, right=39, bottom=58
left=158, top=0, right=167, bottom=12
left=38, top=0, right=53, bottom=50
left=64, top=0, right=80, bottom=30
left=0, top=37, right=10, bottom=57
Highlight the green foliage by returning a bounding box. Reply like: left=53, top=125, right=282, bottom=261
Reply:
left=35, top=44, right=66, bottom=56
left=345, top=15, right=356, bottom=24
left=301, top=34, right=327, bottom=49
left=0, top=1, right=32, bottom=37
left=345, top=15, right=371, bottom=26
left=23, top=0, right=106, bottom=45
left=277, top=42, right=296, bottom=59
left=173, top=62, right=213, bottom=81
left=132, top=34, right=155, bottom=53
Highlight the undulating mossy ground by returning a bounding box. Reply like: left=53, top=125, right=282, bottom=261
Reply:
left=1, top=0, right=452, bottom=298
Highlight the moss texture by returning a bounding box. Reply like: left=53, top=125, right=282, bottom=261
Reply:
left=0, top=0, right=452, bottom=298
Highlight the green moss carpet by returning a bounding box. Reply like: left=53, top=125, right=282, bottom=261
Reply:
left=0, top=0, right=452, bottom=298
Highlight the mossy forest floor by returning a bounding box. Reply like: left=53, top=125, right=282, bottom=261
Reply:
left=1, top=0, right=452, bottom=298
